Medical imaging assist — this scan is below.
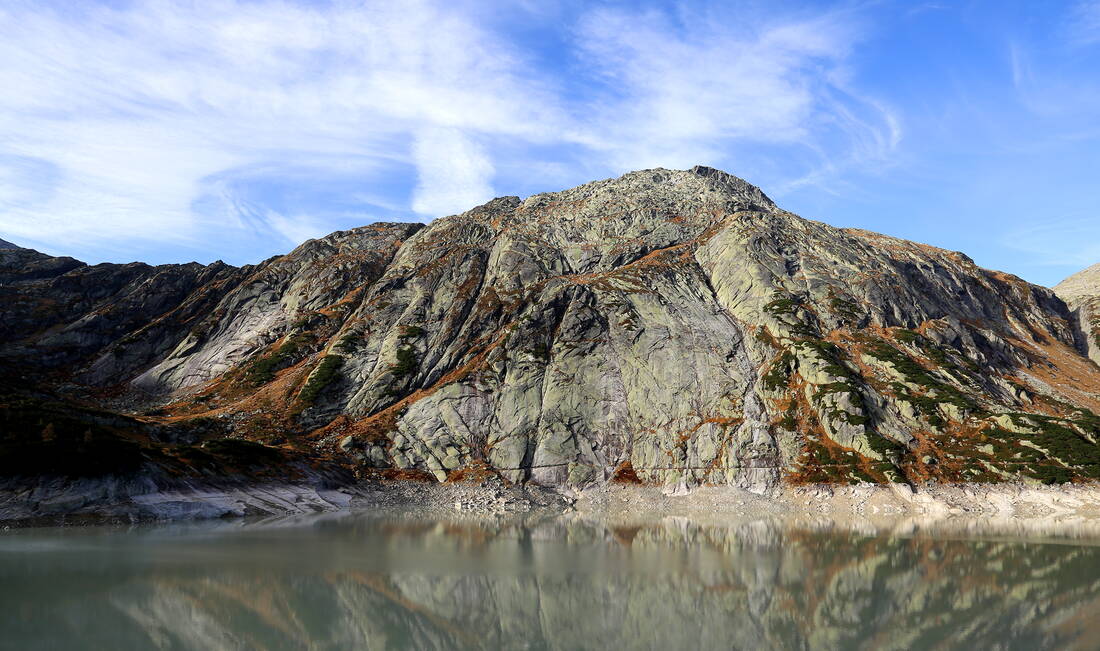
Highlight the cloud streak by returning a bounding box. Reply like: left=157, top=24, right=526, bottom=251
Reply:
left=1001, top=216, right=1100, bottom=270
left=1069, top=1, right=1100, bottom=45
left=572, top=6, right=900, bottom=181
left=0, top=0, right=556, bottom=260
left=0, top=0, right=897, bottom=264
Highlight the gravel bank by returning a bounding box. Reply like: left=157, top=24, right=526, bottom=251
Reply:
left=570, top=482, right=1100, bottom=540
left=0, top=473, right=573, bottom=527
left=8, top=475, right=1100, bottom=531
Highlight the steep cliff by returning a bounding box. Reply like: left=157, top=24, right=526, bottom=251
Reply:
left=4, top=167, right=1100, bottom=491
left=1055, top=262, right=1100, bottom=365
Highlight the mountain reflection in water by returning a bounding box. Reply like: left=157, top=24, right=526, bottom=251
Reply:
left=2, top=512, right=1100, bottom=650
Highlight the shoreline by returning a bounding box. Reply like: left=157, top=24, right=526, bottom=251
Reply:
left=7, top=476, right=1100, bottom=530
left=576, top=482, right=1100, bottom=519
left=571, top=483, right=1100, bottom=541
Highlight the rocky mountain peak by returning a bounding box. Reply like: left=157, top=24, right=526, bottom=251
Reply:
left=404, top=167, right=782, bottom=283
left=4, top=167, right=1100, bottom=493
left=516, top=165, right=776, bottom=218
left=0, top=238, right=20, bottom=249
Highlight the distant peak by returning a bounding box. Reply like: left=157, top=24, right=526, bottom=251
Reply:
left=681, top=165, right=777, bottom=210
left=412, top=166, right=778, bottom=232
left=516, top=166, right=777, bottom=213
left=1054, top=261, right=1100, bottom=300
left=688, top=164, right=729, bottom=178
left=688, top=165, right=770, bottom=195
left=0, top=237, right=21, bottom=250
left=468, top=195, right=522, bottom=216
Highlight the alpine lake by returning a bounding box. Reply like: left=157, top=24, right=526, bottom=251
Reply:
left=3, top=509, right=1100, bottom=650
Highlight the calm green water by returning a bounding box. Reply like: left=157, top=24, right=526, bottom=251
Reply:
left=2, top=512, right=1100, bottom=650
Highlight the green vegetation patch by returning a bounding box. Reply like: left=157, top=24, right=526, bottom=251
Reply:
left=796, top=339, right=844, bottom=363
left=979, top=417, right=1100, bottom=483
left=335, top=331, right=360, bottom=352
left=866, top=430, right=905, bottom=457
left=298, top=355, right=345, bottom=405
left=891, top=328, right=976, bottom=373
left=796, top=438, right=888, bottom=484
left=1073, top=408, right=1100, bottom=438
left=893, top=328, right=921, bottom=345
left=392, top=346, right=418, bottom=379
left=764, top=295, right=800, bottom=316
left=866, top=341, right=980, bottom=421
left=795, top=338, right=871, bottom=428
left=828, top=294, right=862, bottom=322
left=779, top=402, right=798, bottom=430
left=813, top=381, right=869, bottom=426
left=867, top=341, right=937, bottom=386
left=764, top=293, right=819, bottom=337
left=1010, top=415, right=1100, bottom=478
left=762, top=350, right=795, bottom=391
left=399, top=324, right=425, bottom=339
left=245, top=334, right=313, bottom=386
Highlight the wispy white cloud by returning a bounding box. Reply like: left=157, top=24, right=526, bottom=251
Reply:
left=0, top=0, right=896, bottom=263
left=0, top=0, right=558, bottom=259
left=1068, top=1, right=1100, bottom=45
left=905, top=3, right=950, bottom=18
left=571, top=7, right=900, bottom=180
left=411, top=127, right=495, bottom=216
left=1001, top=216, right=1100, bottom=274
left=1008, top=37, right=1100, bottom=123
left=263, top=210, right=336, bottom=248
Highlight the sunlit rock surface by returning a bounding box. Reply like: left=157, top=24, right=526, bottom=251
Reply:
left=4, top=166, right=1100, bottom=491
left=1055, top=261, right=1100, bottom=366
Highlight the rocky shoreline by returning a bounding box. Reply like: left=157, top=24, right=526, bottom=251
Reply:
left=8, top=476, right=1100, bottom=530
left=571, top=483, right=1100, bottom=542
left=578, top=482, right=1100, bottom=519
left=0, top=473, right=574, bottom=527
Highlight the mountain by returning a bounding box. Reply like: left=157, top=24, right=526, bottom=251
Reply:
left=4, top=166, right=1100, bottom=493
left=1055, top=262, right=1100, bottom=366
left=0, top=238, right=20, bottom=249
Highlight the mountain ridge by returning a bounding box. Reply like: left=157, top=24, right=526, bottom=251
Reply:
left=3, top=166, right=1100, bottom=498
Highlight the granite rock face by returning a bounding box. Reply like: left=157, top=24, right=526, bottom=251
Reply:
left=5, top=167, right=1100, bottom=490
left=1055, top=262, right=1100, bottom=366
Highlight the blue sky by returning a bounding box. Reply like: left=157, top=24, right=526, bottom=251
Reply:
left=0, top=0, right=1098, bottom=287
